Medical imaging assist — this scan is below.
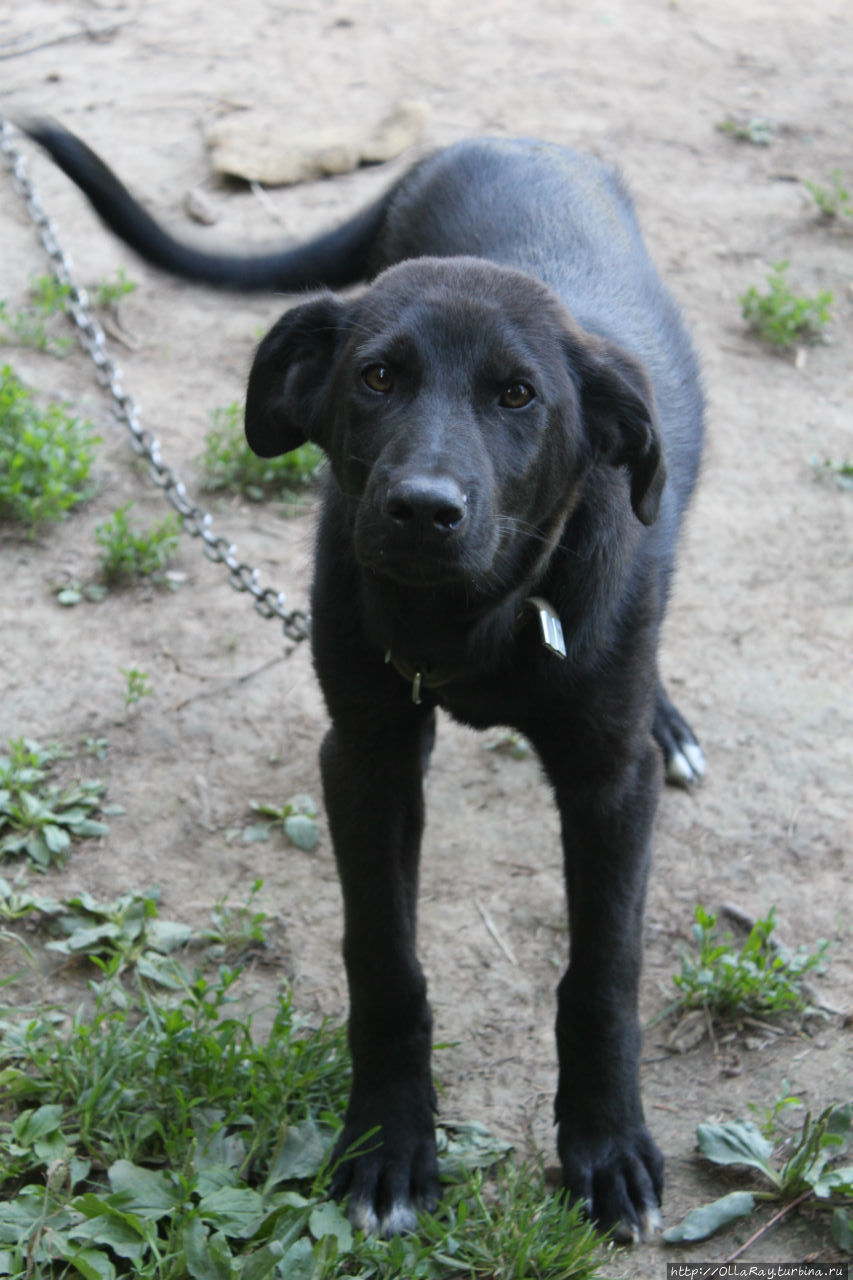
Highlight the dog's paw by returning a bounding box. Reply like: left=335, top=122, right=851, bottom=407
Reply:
left=653, top=686, right=705, bottom=787
left=330, top=1118, right=439, bottom=1237
left=558, top=1124, right=663, bottom=1243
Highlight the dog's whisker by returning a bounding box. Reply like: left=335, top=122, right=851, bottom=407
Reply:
left=493, top=516, right=554, bottom=545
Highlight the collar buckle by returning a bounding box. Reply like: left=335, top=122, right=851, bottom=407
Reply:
left=384, top=595, right=565, bottom=704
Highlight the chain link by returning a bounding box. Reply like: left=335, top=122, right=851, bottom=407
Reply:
left=0, top=117, right=311, bottom=645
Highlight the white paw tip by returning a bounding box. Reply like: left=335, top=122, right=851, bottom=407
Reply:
left=612, top=1205, right=661, bottom=1244
left=380, top=1201, right=419, bottom=1236
left=639, top=1205, right=662, bottom=1239
left=666, top=743, right=705, bottom=785
left=347, top=1199, right=381, bottom=1235
left=666, top=750, right=694, bottom=785
left=347, top=1198, right=418, bottom=1237
left=683, top=741, right=706, bottom=778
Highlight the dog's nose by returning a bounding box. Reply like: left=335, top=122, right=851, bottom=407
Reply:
left=385, top=476, right=468, bottom=534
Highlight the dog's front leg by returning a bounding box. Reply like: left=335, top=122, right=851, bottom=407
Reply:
left=541, top=737, right=664, bottom=1242
left=321, top=713, right=439, bottom=1236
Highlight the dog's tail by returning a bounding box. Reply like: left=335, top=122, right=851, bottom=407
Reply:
left=22, top=119, right=389, bottom=293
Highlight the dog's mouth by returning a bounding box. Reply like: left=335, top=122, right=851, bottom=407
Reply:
left=361, top=547, right=484, bottom=589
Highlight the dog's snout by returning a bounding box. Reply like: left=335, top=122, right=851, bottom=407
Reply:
left=385, top=476, right=468, bottom=534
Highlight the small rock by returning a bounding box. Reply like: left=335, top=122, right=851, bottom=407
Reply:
left=361, top=100, right=432, bottom=164
left=184, top=187, right=218, bottom=225
left=205, top=99, right=431, bottom=186
left=667, top=1008, right=707, bottom=1053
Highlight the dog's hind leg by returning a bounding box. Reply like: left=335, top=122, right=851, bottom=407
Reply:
left=653, top=681, right=705, bottom=786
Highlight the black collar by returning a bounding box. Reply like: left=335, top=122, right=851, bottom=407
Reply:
left=384, top=596, right=566, bottom=704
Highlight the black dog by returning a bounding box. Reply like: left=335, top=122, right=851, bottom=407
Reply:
left=27, top=122, right=706, bottom=1241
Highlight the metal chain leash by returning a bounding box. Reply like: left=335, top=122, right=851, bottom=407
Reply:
left=0, top=117, right=311, bottom=644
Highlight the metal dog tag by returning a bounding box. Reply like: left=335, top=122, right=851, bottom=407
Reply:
left=525, top=596, right=567, bottom=659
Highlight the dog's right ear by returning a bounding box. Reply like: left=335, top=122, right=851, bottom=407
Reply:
left=245, top=295, right=347, bottom=457
left=564, top=331, right=666, bottom=527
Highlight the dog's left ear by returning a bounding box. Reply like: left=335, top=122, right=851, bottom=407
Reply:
left=245, top=294, right=347, bottom=458
left=566, top=334, right=666, bottom=526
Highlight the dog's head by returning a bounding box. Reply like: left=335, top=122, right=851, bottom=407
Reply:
left=245, top=257, right=665, bottom=592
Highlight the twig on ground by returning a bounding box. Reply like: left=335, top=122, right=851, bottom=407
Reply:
left=0, top=19, right=132, bottom=60
left=475, top=898, right=519, bottom=966
left=724, top=1189, right=813, bottom=1262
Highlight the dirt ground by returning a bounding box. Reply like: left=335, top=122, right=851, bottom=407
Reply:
left=1, top=0, right=851, bottom=1272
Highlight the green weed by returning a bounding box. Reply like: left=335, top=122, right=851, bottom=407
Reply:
left=740, top=261, right=834, bottom=348
left=0, top=364, right=99, bottom=533
left=805, top=169, right=853, bottom=220
left=29, top=275, right=72, bottom=318
left=245, top=795, right=319, bottom=852
left=93, top=268, right=138, bottom=310
left=747, top=1082, right=804, bottom=1140
left=95, top=504, right=180, bottom=585
left=0, top=882, right=286, bottom=995
left=412, top=1161, right=603, bottom=1277
left=672, top=905, right=829, bottom=1022
left=716, top=115, right=773, bottom=146
left=0, top=958, right=605, bottom=1279
left=202, top=401, right=324, bottom=502
left=0, top=738, right=108, bottom=872
left=663, top=1100, right=853, bottom=1252
left=0, top=270, right=138, bottom=356
left=202, top=878, right=271, bottom=963
left=121, top=667, right=153, bottom=706
left=0, top=883, right=279, bottom=998
left=0, top=883, right=189, bottom=990
left=0, top=274, right=73, bottom=355
left=54, top=580, right=109, bottom=607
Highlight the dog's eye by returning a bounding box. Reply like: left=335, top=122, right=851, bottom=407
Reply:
left=362, top=363, right=394, bottom=394
left=499, top=381, right=535, bottom=409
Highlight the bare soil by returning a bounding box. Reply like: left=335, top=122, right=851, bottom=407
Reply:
left=1, top=1, right=851, bottom=1272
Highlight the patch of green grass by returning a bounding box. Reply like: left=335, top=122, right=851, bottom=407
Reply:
left=0, top=275, right=74, bottom=355
left=202, top=878, right=271, bottom=963
left=95, top=504, right=180, bottom=586
left=202, top=401, right=324, bottom=502
left=805, top=170, right=853, bottom=221
left=663, top=1099, right=853, bottom=1252
left=0, top=271, right=139, bottom=356
left=0, top=884, right=187, bottom=993
left=740, top=261, right=834, bottom=349
left=412, top=1161, right=604, bottom=1277
left=93, top=268, right=138, bottom=310
left=0, top=738, right=108, bottom=873
left=0, top=883, right=275, bottom=993
left=0, top=957, right=605, bottom=1279
left=0, top=364, right=99, bottom=534
left=29, top=275, right=73, bottom=318
left=671, top=905, right=829, bottom=1022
